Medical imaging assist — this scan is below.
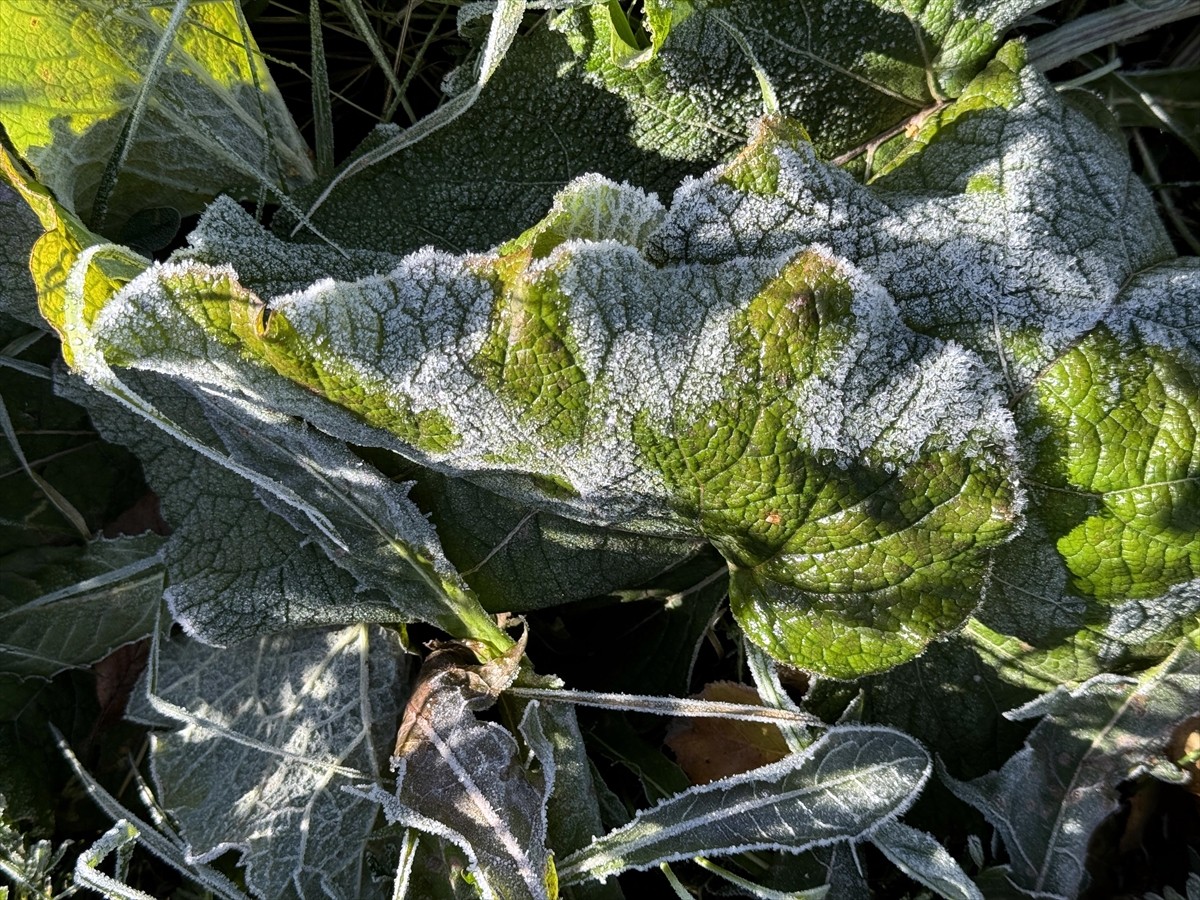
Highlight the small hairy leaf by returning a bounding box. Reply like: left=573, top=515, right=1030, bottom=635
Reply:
left=559, top=725, right=930, bottom=883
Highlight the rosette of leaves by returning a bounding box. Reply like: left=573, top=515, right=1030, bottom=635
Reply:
left=3, top=0, right=1200, bottom=896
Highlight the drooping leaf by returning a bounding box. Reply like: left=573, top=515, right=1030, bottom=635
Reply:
left=0, top=534, right=163, bottom=678
left=128, top=624, right=405, bottom=900
left=352, top=636, right=558, bottom=900
left=0, top=147, right=144, bottom=365
left=66, top=168, right=1021, bottom=677
left=945, top=642, right=1200, bottom=899
left=0, top=0, right=312, bottom=231
left=42, top=212, right=509, bottom=650
left=558, top=725, right=930, bottom=884
left=57, top=375, right=420, bottom=646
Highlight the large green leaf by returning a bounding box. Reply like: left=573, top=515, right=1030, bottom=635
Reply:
left=968, top=258, right=1200, bottom=687
left=0, top=0, right=311, bottom=231
left=67, top=173, right=1021, bottom=677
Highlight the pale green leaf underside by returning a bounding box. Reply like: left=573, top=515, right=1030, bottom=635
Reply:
left=0, top=0, right=312, bottom=231
left=559, top=725, right=931, bottom=883
left=130, top=625, right=405, bottom=900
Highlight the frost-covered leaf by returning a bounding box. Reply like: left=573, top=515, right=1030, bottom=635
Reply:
left=73, top=180, right=1021, bottom=676
left=969, top=257, right=1200, bottom=687
left=352, top=637, right=558, bottom=900
left=0, top=0, right=311, bottom=231
left=945, top=642, right=1200, bottom=899
left=559, top=0, right=1033, bottom=163
left=0, top=182, right=41, bottom=326
left=520, top=700, right=622, bottom=900
left=647, top=44, right=1173, bottom=385
left=130, top=625, right=405, bottom=900
left=60, top=376, right=418, bottom=645
left=559, top=725, right=930, bottom=884
left=0, top=534, right=162, bottom=678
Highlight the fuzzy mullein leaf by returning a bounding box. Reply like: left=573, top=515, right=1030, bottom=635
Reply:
left=352, top=637, right=559, bottom=900
left=0, top=534, right=163, bottom=678
left=969, top=257, right=1200, bottom=687
left=187, top=196, right=703, bottom=614
left=558, top=725, right=930, bottom=884
left=0, top=0, right=311, bottom=231
left=79, top=170, right=1020, bottom=677
left=647, top=44, right=1173, bottom=387
left=944, top=643, right=1200, bottom=899
left=127, top=625, right=404, bottom=900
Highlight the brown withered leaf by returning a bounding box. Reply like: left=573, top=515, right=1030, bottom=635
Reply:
left=665, top=681, right=789, bottom=785
left=394, top=628, right=526, bottom=758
